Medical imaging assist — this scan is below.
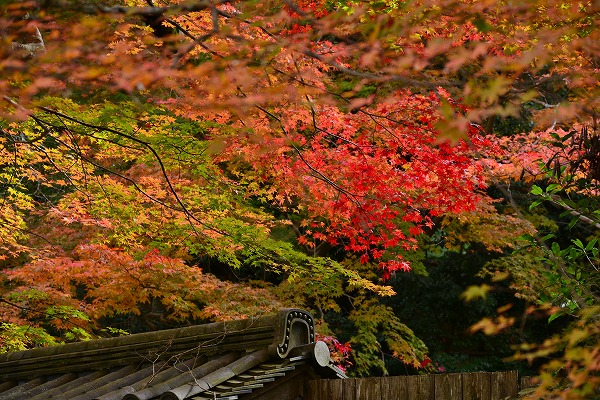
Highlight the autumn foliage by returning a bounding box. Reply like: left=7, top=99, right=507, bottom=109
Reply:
left=1, top=0, right=599, bottom=391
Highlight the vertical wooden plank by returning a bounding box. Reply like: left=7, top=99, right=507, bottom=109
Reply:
left=490, top=371, right=518, bottom=400
left=382, top=375, right=409, bottom=399
left=356, top=377, right=382, bottom=400
left=306, top=379, right=322, bottom=400
left=435, top=373, right=462, bottom=399
left=422, top=375, right=436, bottom=400
left=342, top=377, right=356, bottom=400
left=328, top=378, right=344, bottom=400
left=406, top=376, right=419, bottom=400
left=373, top=377, right=383, bottom=400
left=406, top=375, right=435, bottom=400
left=355, top=377, right=368, bottom=400
left=463, top=372, right=492, bottom=400
left=309, top=373, right=521, bottom=400
left=322, top=379, right=331, bottom=400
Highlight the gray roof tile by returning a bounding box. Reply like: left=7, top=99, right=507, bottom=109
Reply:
left=0, top=309, right=343, bottom=400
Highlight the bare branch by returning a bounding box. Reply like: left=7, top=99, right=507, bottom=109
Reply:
left=301, top=49, right=459, bottom=88
left=550, top=194, right=600, bottom=230
left=84, top=0, right=232, bottom=17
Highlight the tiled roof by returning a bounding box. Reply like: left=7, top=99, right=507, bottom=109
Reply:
left=0, top=309, right=345, bottom=400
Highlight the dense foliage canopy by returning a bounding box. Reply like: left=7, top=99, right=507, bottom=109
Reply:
left=1, top=0, right=598, bottom=397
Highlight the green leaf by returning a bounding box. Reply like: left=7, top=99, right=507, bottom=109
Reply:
left=585, top=238, right=598, bottom=251
left=548, top=311, right=563, bottom=323
left=551, top=242, right=561, bottom=257
left=562, top=130, right=577, bottom=141
left=519, top=233, right=535, bottom=242
left=563, top=198, right=577, bottom=209
left=541, top=233, right=556, bottom=241
left=531, top=185, right=543, bottom=195
left=529, top=199, right=544, bottom=210
left=559, top=210, right=572, bottom=218
left=549, top=132, right=561, bottom=141
left=567, top=216, right=580, bottom=230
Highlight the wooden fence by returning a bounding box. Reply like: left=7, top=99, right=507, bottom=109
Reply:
left=306, top=371, right=520, bottom=400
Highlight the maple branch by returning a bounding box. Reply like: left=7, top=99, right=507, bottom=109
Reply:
left=46, top=132, right=175, bottom=210
left=84, top=0, right=231, bottom=17
left=0, top=128, right=74, bottom=255
left=0, top=127, right=26, bottom=208
left=0, top=218, right=60, bottom=253
left=359, top=110, right=441, bottom=180
left=6, top=116, right=82, bottom=199
left=31, top=109, right=313, bottom=275
left=38, top=109, right=179, bottom=199
left=214, top=8, right=277, bottom=42
left=171, top=32, right=215, bottom=66
left=264, top=66, right=453, bottom=197
left=301, top=49, right=458, bottom=88
left=105, top=0, right=458, bottom=90
left=75, top=0, right=250, bottom=66
left=47, top=114, right=102, bottom=198
left=147, top=7, right=222, bottom=63
left=282, top=0, right=308, bottom=17
left=4, top=103, right=335, bottom=276
left=252, top=103, right=398, bottom=254
left=253, top=104, right=363, bottom=208
left=295, top=60, right=365, bottom=150
left=265, top=64, right=441, bottom=139
left=142, top=0, right=224, bottom=65
left=305, top=98, right=364, bottom=149
left=35, top=107, right=233, bottom=240
left=0, top=298, right=30, bottom=311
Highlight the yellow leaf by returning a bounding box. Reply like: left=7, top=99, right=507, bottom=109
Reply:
left=461, top=284, right=491, bottom=302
